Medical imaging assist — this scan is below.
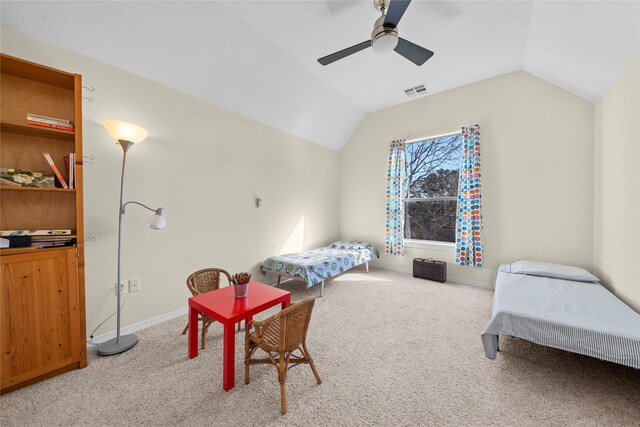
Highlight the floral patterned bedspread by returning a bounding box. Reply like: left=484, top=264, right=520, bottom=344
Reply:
left=261, top=245, right=380, bottom=289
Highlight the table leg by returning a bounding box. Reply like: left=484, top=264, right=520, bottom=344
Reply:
left=223, top=322, right=235, bottom=391
left=188, top=304, right=198, bottom=359
left=282, top=294, right=291, bottom=310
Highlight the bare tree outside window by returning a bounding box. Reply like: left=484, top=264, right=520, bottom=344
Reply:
left=404, top=133, right=462, bottom=242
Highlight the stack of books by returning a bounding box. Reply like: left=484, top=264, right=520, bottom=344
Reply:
left=31, top=234, right=77, bottom=248
left=1, top=229, right=76, bottom=249
left=27, top=114, right=74, bottom=131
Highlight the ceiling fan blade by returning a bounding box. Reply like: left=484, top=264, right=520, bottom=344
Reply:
left=318, top=40, right=372, bottom=66
left=394, top=37, right=434, bottom=66
left=383, top=0, right=412, bottom=28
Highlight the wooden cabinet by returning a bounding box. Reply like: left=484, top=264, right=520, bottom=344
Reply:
left=0, top=54, right=87, bottom=393
left=1, top=248, right=81, bottom=390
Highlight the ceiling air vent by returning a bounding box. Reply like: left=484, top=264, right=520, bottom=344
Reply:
left=404, top=84, right=428, bottom=98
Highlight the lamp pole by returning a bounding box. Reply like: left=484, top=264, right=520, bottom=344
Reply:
left=116, top=140, right=132, bottom=345
left=97, top=140, right=139, bottom=356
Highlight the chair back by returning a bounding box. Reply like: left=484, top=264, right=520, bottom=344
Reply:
left=186, top=268, right=232, bottom=296
left=280, top=297, right=316, bottom=352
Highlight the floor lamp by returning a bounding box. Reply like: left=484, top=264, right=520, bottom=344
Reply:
left=97, top=120, right=166, bottom=356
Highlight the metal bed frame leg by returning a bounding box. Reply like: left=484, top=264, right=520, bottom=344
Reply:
left=365, top=262, right=369, bottom=273
left=319, top=281, right=324, bottom=298
left=276, top=275, right=281, bottom=286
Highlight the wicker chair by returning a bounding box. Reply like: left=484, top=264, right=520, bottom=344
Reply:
left=181, top=268, right=236, bottom=349
left=244, top=297, right=321, bottom=415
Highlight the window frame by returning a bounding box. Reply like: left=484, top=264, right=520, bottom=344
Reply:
left=403, top=130, right=462, bottom=250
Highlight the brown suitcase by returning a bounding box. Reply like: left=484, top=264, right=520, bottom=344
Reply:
left=413, top=258, right=447, bottom=283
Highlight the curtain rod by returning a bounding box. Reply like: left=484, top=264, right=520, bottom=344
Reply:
left=405, top=128, right=462, bottom=144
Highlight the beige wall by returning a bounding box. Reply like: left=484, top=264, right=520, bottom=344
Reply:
left=339, top=71, right=595, bottom=286
left=3, top=25, right=634, bottom=336
left=593, top=57, right=640, bottom=312
left=1, top=28, right=340, bottom=338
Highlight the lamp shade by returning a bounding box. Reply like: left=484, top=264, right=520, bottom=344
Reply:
left=146, top=208, right=166, bottom=230
left=104, top=120, right=149, bottom=144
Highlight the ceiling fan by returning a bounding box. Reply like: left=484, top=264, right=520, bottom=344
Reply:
left=318, top=0, right=434, bottom=66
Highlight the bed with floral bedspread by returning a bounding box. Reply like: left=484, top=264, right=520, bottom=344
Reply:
left=261, top=241, right=379, bottom=296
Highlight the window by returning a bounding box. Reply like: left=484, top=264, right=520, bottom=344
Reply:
left=404, top=132, right=462, bottom=246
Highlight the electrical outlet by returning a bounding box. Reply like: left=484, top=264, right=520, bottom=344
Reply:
left=115, top=281, right=127, bottom=296
left=128, top=278, right=141, bottom=293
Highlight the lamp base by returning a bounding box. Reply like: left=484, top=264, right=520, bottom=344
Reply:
left=96, top=334, right=138, bottom=356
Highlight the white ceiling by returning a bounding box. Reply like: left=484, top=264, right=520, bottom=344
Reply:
left=2, top=1, right=639, bottom=150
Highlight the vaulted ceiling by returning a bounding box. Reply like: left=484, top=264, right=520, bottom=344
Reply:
left=2, top=1, right=639, bottom=150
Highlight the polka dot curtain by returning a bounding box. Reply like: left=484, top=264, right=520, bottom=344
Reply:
left=385, top=140, right=406, bottom=256
left=455, top=125, right=483, bottom=267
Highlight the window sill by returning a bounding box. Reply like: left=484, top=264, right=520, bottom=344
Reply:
left=404, top=239, right=455, bottom=252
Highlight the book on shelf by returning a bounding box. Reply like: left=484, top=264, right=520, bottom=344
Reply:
left=70, top=153, right=75, bottom=189
left=1, top=229, right=72, bottom=237
left=63, top=155, right=69, bottom=180
left=0, top=167, right=55, bottom=188
left=43, top=153, right=69, bottom=188
left=0, top=177, right=21, bottom=187
left=63, top=153, right=75, bottom=189
left=26, top=114, right=74, bottom=128
left=27, top=120, right=74, bottom=131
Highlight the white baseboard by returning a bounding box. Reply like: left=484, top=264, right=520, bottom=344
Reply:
left=88, top=307, right=188, bottom=347
left=373, top=264, right=494, bottom=289
left=448, top=276, right=494, bottom=289
left=88, top=266, right=491, bottom=347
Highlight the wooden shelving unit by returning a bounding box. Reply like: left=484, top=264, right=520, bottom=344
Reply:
left=0, top=53, right=87, bottom=394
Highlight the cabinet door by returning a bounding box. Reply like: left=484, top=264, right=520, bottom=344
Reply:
left=1, top=248, right=80, bottom=390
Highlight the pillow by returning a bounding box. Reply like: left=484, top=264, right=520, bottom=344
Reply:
left=329, top=241, right=371, bottom=250
left=505, top=260, right=599, bottom=283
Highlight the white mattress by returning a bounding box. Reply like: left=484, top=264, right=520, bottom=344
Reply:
left=481, top=266, right=640, bottom=369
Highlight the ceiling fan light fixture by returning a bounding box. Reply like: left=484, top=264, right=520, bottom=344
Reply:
left=317, top=0, right=434, bottom=66
left=371, top=31, right=398, bottom=54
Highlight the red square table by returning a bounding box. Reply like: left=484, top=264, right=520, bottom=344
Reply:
left=188, top=281, right=290, bottom=391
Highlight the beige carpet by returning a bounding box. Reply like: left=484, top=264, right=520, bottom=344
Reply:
left=2, top=268, right=639, bottom=426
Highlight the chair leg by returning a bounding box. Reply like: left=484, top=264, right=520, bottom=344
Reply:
left=201, top=320, right=206, bottom=350
left=308, top=359, right=322, bottom=385
left=302, top=342, right=322, bottom=384
left=200, top=318, right=217, bottom=350
left=181, top=323, right=188, bottom=335
left=279, top=352, right=287, bottom=415
left=244, top=331, right=251, bottom=385
left=280, top=382, right=287, bottom=415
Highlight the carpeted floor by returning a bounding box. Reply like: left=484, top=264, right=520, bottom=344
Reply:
left=1, top=268, right=639, bottom=426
